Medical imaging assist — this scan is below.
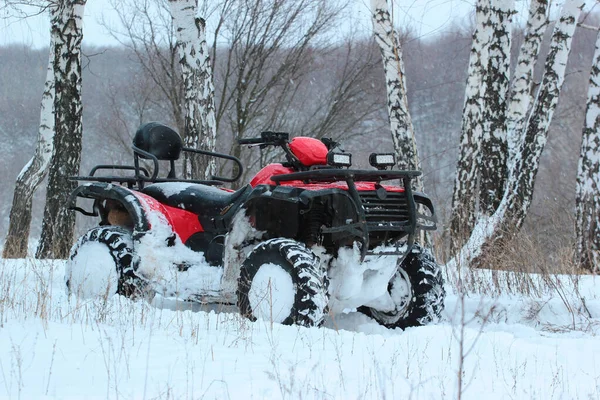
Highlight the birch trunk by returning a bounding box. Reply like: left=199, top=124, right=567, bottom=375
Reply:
left=370, top=0, right=422, bottom=191
left=449, top=0, right=585, bottom=268
left=504, top=0, right=583, bottom=227
left=169, top=0, right=217, bottom=180
left=2, top=33, right=56, bottom=259
left=36, top=0, right=86, bottom=259
left=506, top=0, right=549, bottom=168
left=479, top=0, right=514, bottom=215
left=576, top=28, right=600, bottom=273
left=449, top=0, right=492, bottom=246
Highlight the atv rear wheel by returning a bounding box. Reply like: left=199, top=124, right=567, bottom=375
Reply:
left=66, top=226, right=148, bottom=299
left=237, top=238, right=328, bottom=327
left=359, top=244, right=445, bottom=329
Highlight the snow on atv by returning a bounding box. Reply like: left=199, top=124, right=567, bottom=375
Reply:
left=65, top=122, right=445, bottom=329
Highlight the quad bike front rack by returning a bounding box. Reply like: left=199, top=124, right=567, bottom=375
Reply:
left=271, top=169, right=436, bottom=260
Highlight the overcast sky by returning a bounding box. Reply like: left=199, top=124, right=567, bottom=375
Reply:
left=0, top=0, right=583, bottom=49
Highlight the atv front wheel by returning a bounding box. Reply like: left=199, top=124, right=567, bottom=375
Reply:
left=66, top=226, right=147, bottom=299
left=237, top=238, right=328, bottom=327
left=359, top=244, right=445, bottom=329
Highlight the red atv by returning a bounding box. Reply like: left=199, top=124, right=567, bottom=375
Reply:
left=66, top=122, right=444, bottom=329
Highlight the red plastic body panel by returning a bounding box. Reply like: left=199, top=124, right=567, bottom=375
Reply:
left=132, top=191, right=203, bottom=242
left=289, top=137, right=328, bottom=167
left=250, top=163, right=405, bottom=192
left=250, top=164, right=296, bottom=186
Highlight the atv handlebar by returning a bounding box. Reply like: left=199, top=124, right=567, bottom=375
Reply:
left=238, top=131, right=290, bottom=147
left=238, top=137, right=265, bottom=145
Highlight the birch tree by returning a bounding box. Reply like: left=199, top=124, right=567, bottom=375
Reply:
left=369, top=0, right=422, bottom=190
left=2, top=31, right=56, bottom=259
left=449, top=0, right=493, bottom=246
left=36, top=0, right=87, bottom=259
left=576, top=27, right=600, bottom=272
left=450, top=0, right=585, bottom=269
left=450, top=0, right=547, bottom=249
left=479, top=0, right=514, bottom=215
left=168, top=0, right=217, bottom=180
left=504, top=0, right=583, bottom=233
left=506, top=0, right=549, bottom=168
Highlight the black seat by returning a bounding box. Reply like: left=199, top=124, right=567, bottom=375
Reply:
left=141, top=182, right=250, bottom=217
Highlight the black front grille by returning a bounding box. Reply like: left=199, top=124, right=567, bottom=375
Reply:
left=358, top=191, right=410, bottom=224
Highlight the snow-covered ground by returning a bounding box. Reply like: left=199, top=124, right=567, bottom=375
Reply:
left=1, top=258, right=599, bottom=399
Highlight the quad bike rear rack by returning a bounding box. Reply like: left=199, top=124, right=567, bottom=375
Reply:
left=271, top=169, right=436, bottom=260
left=70, top=146, right=243, bottom=189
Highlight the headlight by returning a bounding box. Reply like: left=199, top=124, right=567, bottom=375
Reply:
left=327, top=151, right=352, bottom=168
left=369, top=153, right=396, bottom=170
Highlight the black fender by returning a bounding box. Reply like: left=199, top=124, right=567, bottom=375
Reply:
left=68, top=182, right=151, bottom=236
left=413, top=192, right=437, bottom=231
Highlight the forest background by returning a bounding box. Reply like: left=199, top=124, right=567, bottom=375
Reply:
left=0, top=5, right=595, bottom=266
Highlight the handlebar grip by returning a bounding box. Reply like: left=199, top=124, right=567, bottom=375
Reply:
left=238, top=137, right=264, bottom=145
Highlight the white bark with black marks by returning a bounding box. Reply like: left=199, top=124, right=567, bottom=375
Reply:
left=479, top=0, right=515, bottom=215
left=576, top=28, right=600, bottom=272
left=169, top=0, right=217, bottom=180
left=36, top=0, right=86, bottom=259
left=505, top=0, right=583, bottom=227
left=449, top=0, right=492, bottom=244
left=3, top=31, right=56, bottom=258
left=449, top=0, right=585, bottom=268
left=370, top=0, right=422, bottom=190
left=506, top=0, right=549, bottom=169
